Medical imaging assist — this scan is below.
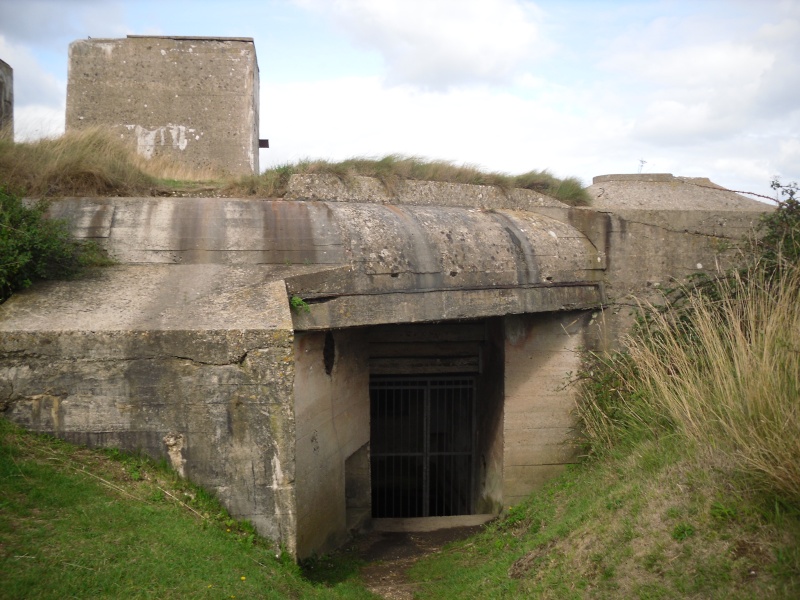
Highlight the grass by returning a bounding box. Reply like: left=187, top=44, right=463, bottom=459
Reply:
left=229, top=155, right=591, bottom=205
left=0, top=128, right=159, bottom=197
left=409, top=439, right=800, bottom=599
left=0, top=418, right=376, bottom=599
left=1, top=129, right=591, bottom=205
left=628, top=263, right=800, bottom=502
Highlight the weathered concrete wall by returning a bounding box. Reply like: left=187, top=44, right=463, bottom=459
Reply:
left=66, top=36, right=259, bottom=175
left=0, top=265, right=298, bottom=551
left=293, top=329, right=370, bottom=558
left=502, top=311, right=594, bottom=506
left=583, top=175, right=770, bottom=347
left=474, top=320, right=506, bottom=514
left=0, top=58, right=12, bottom=136
left=40, top=196, right=605, bottom=330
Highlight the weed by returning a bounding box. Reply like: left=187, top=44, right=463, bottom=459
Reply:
left=290, top=294, right=311, bottom=313
left=710, top=501, right=738, bottom=522
left=672, top=523, right=696, bottom=541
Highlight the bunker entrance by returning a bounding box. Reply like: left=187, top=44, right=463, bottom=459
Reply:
left=367, top=320, right=505, bottom=520
left=370, top=376, right=475, bottom=518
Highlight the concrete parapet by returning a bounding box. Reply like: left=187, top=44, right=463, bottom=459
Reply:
left=0, top=265, right=298, bottom=552
left=286, top=174, right=568, bottom=210
left=589, top=173, right=770, bottom=211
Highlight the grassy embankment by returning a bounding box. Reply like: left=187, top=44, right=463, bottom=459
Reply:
left=0, top=419, right=376, bottom=599
left=0, top=128, right=591, bottom=205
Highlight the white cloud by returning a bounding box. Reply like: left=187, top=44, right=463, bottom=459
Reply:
left=0, top=35, right=64, bottom=109
left=295, top=0, right=547, bottom=89
left=593, top=5, right=800, bottom=157
left=14, top=104, right=64, bottom=141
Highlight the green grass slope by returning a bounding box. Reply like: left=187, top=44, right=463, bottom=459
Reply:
left=411, top=439, right=800, bottom=599
left=0, top=419, right=375, bottom=600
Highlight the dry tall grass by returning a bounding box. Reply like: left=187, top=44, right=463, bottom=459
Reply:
left=1, top=129, right=590, bottom=204
left=0, top=128, right=218, bottom=197
left=629, top=264, right=800, bottom=500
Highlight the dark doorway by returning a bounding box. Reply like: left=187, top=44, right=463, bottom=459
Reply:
left=370, top=376, right=475, bottom=518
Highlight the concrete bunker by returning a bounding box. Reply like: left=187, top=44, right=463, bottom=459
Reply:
left=0, top=174, right=770, bottom=558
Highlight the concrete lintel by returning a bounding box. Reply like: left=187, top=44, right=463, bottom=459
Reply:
left=291, top=284, right=604, bottom=330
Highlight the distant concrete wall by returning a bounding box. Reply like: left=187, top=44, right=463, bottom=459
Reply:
left=293, top=329, right=370, bottom=558
left=66, top=36, right=259, bottom=175
left=0, top=58, right=12, bottom=136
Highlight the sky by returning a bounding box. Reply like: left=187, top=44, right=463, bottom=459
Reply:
left=1, top=0, right=798, bottom=200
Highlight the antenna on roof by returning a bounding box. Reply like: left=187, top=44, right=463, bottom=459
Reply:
left=638, top=159, right=647, bottom=174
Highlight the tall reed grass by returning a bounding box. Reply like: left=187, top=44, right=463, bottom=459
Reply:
left=629, top=263, right=800, bottom=500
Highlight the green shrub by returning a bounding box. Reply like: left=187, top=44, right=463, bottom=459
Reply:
left=761, top=179, right=800, bottom=268
left=0, top=187, right=111, bottom=303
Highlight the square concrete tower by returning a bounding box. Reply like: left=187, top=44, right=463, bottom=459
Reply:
left=0, top=58, right=12, bottom=136
left=67, top=36, right=259, bottom=175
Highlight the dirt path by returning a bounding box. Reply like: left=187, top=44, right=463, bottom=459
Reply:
left=347, top=525, right=485, bottom=599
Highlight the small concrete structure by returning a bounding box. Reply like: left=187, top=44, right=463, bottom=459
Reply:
left=0, top=175, right=769, bottom=557
left=66, top=36, right=259, bottom=175
left=0, top=58, right=12, bottom=136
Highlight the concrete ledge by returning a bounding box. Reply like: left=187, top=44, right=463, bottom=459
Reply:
left=372, top=515, right=496, bottom=532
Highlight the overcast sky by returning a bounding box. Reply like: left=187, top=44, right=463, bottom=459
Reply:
left=1, top=0, right=798, bottom=199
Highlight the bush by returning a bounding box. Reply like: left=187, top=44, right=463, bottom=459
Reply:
left=0, top=187, right=111, bottom=303
left=761, top=179, right=800, bottom=268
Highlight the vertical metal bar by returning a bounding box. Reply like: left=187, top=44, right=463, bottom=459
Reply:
left=469, top=377, right=475, bottom=514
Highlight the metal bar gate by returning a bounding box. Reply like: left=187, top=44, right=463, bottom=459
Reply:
left=370, top=376, right=475, bottom=518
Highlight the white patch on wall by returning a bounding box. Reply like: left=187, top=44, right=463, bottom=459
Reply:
left=163, top=432, right=187, bottom=478
left=124, top=123, right=190, bottom=159
left=271, top=455, right=287, bottom=489
left=97, top=43, right=115, bottom=58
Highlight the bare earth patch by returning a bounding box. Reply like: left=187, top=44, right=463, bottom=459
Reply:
left=348, top=525, right=485, bottom=599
